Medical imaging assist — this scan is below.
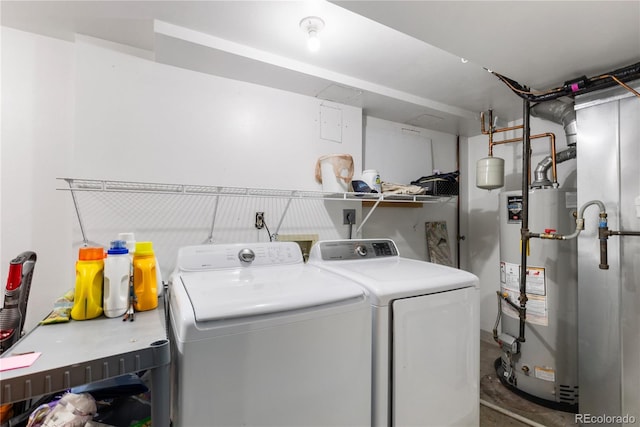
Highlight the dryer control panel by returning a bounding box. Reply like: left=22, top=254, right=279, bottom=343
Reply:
left=309, top=239, right=398, bottom=261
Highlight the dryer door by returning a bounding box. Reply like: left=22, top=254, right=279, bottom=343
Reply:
left=392, top=286, right=479, bottom=426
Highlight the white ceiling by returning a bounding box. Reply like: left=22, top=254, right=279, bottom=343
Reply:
left=2, top=1, right=639, bottom=136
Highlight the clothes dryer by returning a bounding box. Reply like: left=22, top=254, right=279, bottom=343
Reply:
left=308, top=239, right=480, bottom=427
left=169, top=242, right=371, bottom=427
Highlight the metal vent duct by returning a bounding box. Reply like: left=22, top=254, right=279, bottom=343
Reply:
left=531, top=100, right=577, bottom=145
left=530, top=100, right=578, bottom=187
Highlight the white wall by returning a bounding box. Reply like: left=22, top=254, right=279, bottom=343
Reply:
left=71, top=38, right=363, bottom=277
left=1, top=27, right=75, bottom=331
left=2, top=27, right=467, bottom=335
left=6, top=25, right=560, bottom=343
left=465, top=113, right=576, bottom=337
left=361, top=118, right=460, bottom=262
left=73, top=38, right=362, bottom=190
left=1, top=29, right=363, bottom=332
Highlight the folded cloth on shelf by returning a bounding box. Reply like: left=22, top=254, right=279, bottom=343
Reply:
left=381, top=182, right=426, bottom=195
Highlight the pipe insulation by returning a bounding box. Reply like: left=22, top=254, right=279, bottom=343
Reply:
left=493, top=61, right=640, bottom=103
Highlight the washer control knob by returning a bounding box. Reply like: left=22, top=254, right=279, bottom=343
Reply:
left=355, top=245, right=368, bottom=257
left=238, top=248, right=255, bottom=263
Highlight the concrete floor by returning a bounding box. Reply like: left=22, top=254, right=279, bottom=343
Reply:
left=479, top=340, right=577, bottom=426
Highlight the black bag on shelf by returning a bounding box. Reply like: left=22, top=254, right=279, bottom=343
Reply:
left=410, top=171, right=459, bottom=196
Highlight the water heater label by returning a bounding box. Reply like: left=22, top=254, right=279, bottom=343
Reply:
left=506, top=195, right=523, bottom=223
left=501, top=262, right=546, bottom=296
left=500, top=262, right=548, bottom=326
left=534, top=366, right=556, bottom=382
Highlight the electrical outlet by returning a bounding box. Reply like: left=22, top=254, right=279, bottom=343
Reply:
left=255, top=212, right=264, bottom=229
left=343, top=209, right=356, bottom=225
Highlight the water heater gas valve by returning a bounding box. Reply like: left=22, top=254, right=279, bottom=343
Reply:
left=497, top=333, right=519, bottom=354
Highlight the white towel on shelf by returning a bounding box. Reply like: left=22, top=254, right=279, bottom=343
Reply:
left=381, top=182, right=426, bottom=195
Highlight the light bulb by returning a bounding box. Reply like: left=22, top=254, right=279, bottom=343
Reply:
left=300, top=16, right=324, bottom=53
left=307, top=30, right=320, bottom=52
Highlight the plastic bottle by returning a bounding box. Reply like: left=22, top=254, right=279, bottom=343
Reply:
left=118, top=232, right=136, bottom=258
left=119, top=232, right=163, bottom=296
left=103, top=240, right=130, bottom=318
left=118, top=232, right=136, bottom=297
left=132, top=242, right=158, bottom=311
left=71, top=247, right=105, bottom=320
left=361, top=169, right=382, bottom=193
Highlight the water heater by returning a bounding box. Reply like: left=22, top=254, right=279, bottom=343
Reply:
left=496, top=188, right=579, bottom=411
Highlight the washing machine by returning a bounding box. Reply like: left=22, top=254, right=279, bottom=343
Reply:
left=168, top=242, right=371, bottom=427
left=308, top=239, right=480, bottom=427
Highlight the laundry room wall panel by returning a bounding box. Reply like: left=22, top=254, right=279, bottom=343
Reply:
left=464, top=133, right=501, bottom=339
left=361, top=202, right=457, bottom=262
left=574, top=85, right=640, bottom=419
left=73, top=39, right=362, bottom=190
left=361, top=121, right=458, bottom=262
left=68, top=190, right=353, bottom=279
left=1, top=27, right=76, bottom=331
left=68, top=38, right=362, bottom=277
left=1, top=30, right=361, bottom=334
left=363, top=117, right=434, bottom=185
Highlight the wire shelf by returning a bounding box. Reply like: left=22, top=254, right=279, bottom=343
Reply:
left=56, top=178, right=454, bottom=275
left=58, top=178, right=450, bottom=203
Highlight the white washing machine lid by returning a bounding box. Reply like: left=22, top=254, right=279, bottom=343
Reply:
left=308, top=239, right=479, bottom=306
left=178, top=264, right=365, bottom=322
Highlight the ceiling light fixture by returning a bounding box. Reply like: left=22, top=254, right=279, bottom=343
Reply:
left=299, top=16, right=325, bottom=53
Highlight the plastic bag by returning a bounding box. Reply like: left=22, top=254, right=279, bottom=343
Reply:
left=40, top=289, right=74, bottom=325
left=27, top=393, right=96, bottom=427
left=314, top=154, right=354, bottom=184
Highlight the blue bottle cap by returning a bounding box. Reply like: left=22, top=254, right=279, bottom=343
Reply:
left=107, top=239, right=129, bottom=255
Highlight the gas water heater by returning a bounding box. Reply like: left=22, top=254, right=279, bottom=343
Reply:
left=496, top=187, right=579, bottom=411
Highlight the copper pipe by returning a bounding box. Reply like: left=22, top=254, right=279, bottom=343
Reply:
left=480, top=111, right=525, bottom=135
left=480, top=110, right=559, bottom=185
left=481, top=111, right=525, bottom=156
left=481, top=110, right=525, bottom=156
left=489, top=132, right=558, bottom=185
